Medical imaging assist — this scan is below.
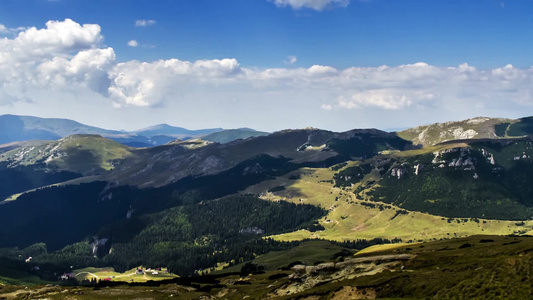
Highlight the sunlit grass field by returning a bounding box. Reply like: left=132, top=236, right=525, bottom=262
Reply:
left=244, top=165, right=533, bottom=243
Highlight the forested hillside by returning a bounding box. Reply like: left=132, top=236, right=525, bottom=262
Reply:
left=0, top=116, right=531, bottom=288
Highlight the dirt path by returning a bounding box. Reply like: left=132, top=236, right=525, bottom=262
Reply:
left=74, top=271, right=99, bottom=279
left=114, top=272, right=136, bottom=278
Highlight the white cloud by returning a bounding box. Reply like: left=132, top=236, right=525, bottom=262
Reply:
left=127, top=40, right=138, bottom=47
left=0, top=19, right=108, bottom=100
left=340, top=90, right=413, bottom=110
left=135, top=20, right=156, bottom=27
left=104, top=59, right=533, bottom=110
left=284, top=55, right=297, bottom=65
left=270, top=0, right=350, bottom=11
left=108, top=58, right=242, bottom=106
left=2, top=19, right=533, bottom=132
left=37, top=48, right=116, bottom=94
left=308, top=64, right=337, bottom=75
left=19, top=19, right=101, bottom=53
left=0, top=18, right=102, bottom=62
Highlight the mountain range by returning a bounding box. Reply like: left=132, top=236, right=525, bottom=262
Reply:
left=0, top=115, right=532, bottom=298
left=0, top=114, right=269, bottom=147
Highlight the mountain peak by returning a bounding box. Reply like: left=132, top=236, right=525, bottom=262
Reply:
left=140, top=123, right=182, bottom=130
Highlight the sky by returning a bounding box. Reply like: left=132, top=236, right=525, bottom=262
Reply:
left=0, top=0, right=532, bottom=132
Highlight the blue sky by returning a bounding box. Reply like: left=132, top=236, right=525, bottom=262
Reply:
left=0, top=0, right=532, bottom=131
left=2, top=0, right=530, bottom=68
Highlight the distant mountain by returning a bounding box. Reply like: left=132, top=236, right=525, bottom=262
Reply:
left=202, top=128, right=269, bottom=144
left=0, top=115, right=245, bottom=147
left=398, top=116, right=533, bottom=147
left=0, top=114, right=122, bottom=144
left=134, top=123, right=222, bottom=138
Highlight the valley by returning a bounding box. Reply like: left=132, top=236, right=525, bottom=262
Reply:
left=3, top=2, right=533, bottom=298
left=0, top=114, right=532, bottom=298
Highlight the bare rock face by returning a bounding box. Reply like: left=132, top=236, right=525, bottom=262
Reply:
left=283, top=254, right=414, bottom=296
left=414, top=164, right=424, bottom=175
left=390, top=167, right=406, bottom=179
left=290, top=265, right=306, bottom=274
left=451, top=128, right=477, bottom=140
left=481, top=149, right=496, bottom=165
left=91, top=237, right=109, bottom=256
left=431, top=147, right=477, bottom=170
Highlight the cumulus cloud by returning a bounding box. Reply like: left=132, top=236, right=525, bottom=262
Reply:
left=37, top=47, right=116, bottom=94
left=108, top=58, right=242, bottom=106
left=0, top=19, right=109, bottom=101
left=1, top=18, right=533, bottom=131
left=0, top=18, right=102, bottom=64
left=270, top=0, right=350, bottom=11
left=127, top=40, right=138, bottom=47
left=135, top=19, right=156, bottom=27
left=104, top=58, right=533, bottom=112
left=19, top=19, right=101, bottom=53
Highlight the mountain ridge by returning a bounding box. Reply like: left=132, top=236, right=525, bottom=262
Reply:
left=397, top=116, right=533, bottom=147
left=0, top=114, right=267, bottom=147
left=133, top=123, right=223, bottom=137
left=0, top=114, right=532, bottom=287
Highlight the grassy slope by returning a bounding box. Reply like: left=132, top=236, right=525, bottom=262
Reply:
left=504, top=116, right=533, bottom=137
left=73, top=267, right=177, bottom=283
left=215, top=240, right=352, bottom=274
left=1, top=235, right=531, bottom=299
left=243, top=164, right=533, bottom=242
left=53, top=135, right=133, bottom=172
left=0, top=135, right=133, bottom=174
left=280, top=235, right=533, bottom=299
left=398, top=117, right=513, bottom=147
left=0, top=140, right=49, bottom=155
left=350, top=235, right=533, bottom=299
left=0, top=135, right=133, bottom=201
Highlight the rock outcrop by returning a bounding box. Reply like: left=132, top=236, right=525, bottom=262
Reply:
left=271, top=254, right=414, bottom=296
